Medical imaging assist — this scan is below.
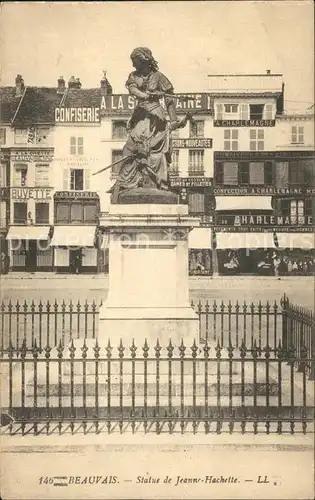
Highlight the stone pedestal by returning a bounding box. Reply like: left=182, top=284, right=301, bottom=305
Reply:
left=98, top=202, right=200, bottom=346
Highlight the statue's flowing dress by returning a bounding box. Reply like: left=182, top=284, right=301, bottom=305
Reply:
left=109, top=70, right=175, bottom=202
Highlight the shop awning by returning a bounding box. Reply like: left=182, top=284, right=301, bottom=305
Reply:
left=50, top=226, right=96, bottom=247
left=215, top=196, right=273, bottom=211
left=276, top=233, right=315, bottom=250
left=6, top=226, right=50, bottom=240
left=216, top=232, right=275, bottom=249
left=188, top=228, right=212, bottom=249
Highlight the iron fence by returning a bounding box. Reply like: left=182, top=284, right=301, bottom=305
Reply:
left=0, top=339, right=313, bottom=435
left=1, top=298, right=282, bottom=352
left=281, top=295, right=315, bottom=379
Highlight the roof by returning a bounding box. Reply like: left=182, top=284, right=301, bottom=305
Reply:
left=210, top=92, right=282, bottom=98
left=12, top=87, right=63, bottom=125
left=61, top=88, right=102, bottom=108
left=0, top=87, right=23, bottom=123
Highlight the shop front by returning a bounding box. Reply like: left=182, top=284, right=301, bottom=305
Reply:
left=50, top=225, right=98, bottom=274
left=274, top=231, right=315, bottom=275
left=216, top=231, right=276, bottom=275
left=188, top=227, right=213, bottom=276
left=6, top=225, right=53, bottom=271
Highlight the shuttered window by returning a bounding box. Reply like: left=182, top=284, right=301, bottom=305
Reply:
left=35, top=202, right=49, bottom=224
left=112, top=121, right=127, bottom=139
left=223, top=162, right=238, bottom=184
left=189, top=120, right=204, bottom=138
left=216, top=104, right=224, bottom=120
left=70, top=204, right=83, bottom=222
left=188, top=150, right=204, bottom=176
left=56, top=203, right=70, bottom=223
left=188, top=192, right=205, bottom=213
left=249, top=162, right=265, bottom=184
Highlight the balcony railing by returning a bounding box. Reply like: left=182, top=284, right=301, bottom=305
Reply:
left=188, top=168, right=205, bottom=177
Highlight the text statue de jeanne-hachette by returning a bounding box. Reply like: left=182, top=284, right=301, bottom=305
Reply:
left=93, top=47, right=198, bottom=203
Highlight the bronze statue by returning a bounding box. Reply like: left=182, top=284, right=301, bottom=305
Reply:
left=108, top=47, right=193, bottom=203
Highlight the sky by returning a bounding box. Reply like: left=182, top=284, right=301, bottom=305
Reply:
left=1, top=1, right=314, bottom=112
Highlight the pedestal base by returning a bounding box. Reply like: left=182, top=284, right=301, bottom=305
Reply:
left=99, top=305, right=199, bottom=345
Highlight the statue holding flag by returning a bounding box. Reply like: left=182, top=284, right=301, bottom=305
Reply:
left=105, top=47, right=193, bottom=203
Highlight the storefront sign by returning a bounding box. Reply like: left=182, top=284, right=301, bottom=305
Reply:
left=55, top=107, right=100, bottom=123
left=172, top=138, right=212, bottom=148
left=54, top=191, right=99, bottom=200
left=100, top=94, right=213, bottom=114
left=170, top=177, right=213, bottom=188
left=214, top=151, right=315, bottom=160
left=216, top=214, right=314, bottom=227
left=11, top=188, right=53, bottom=200
left=213, top=186, right=315, bottom=196
left=0, top=187, right=10, bottom=199
left=11, top=150, right=54, bottom=163
left=215, top=226, right=315, bottom=233
left=214, top=120, right=275, bottom=127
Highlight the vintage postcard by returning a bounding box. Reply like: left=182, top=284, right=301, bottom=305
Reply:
left=0, top=1, right=314, bottom=499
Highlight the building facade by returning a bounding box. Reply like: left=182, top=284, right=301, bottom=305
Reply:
left=1, top=72, right=314, bottom=275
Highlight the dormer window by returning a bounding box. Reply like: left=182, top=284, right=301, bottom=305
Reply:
left=249, top=104, right=264, bottom=120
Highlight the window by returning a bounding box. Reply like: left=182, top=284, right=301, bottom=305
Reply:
left=13, top=164, right=27, bottom=186
left=215, top=161, right=273, bottom=185
left=0, top=201, right=7, bottom=228
left=188, top=192, right=204, bottom=213
left=291, top=126, right=304, bottom=144
left=264, top=104, right=273, bottom=120
left=111, top=150, right=124, bottom=177
left=35, top=164, right=50, bottom=187
left=84, top=204, right=98, bottom=222
left=170, top=150, right=179, bottom=175
left=70, top=169, right=84, bottom=190
left=250, top=129, right=264, bottom=151
left=56, top=203, right=70, bottom=223
left=112, top=121, right=127, bottom=139
left=70, top=136, right=84, bottom=155
left=35, top=202, right=49, bottom=224
left=0, top=163, right=7, bottom=187
left=281, top=199, right=312, bottom=224
left=224, top=130, right=238, bottom=151
left=13, top=202, right=27, bottom=224
left=36, top=127, right=50, bottom=145
left=224, top=104, right=238, bottom=113
left=249, top=104, right=264, bottom=120
left=189, top=120, right=204, bottom=138
left=0, top=128, right=6, bottom=145
left=215, top=162, right=238, bottom=185
left=289, top=161, right=306, bottom=184
left=188, top=150, right=204, bottom=176
left=249, top=162, right=265, bottom=184
left=70, top=204, right=83, bottom=223
left=14, top=129, right=28, bottom=144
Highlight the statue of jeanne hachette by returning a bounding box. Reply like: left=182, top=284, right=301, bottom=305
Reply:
left=108, top=47, right=192, bottom=203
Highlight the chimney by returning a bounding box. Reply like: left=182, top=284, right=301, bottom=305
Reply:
left=266, top=69, right=271, bottom=75
left=68, top=76, right=81, bottom=89
left=15, top=74, right=25, bottom=97
left=100, top=71, right=113, bottom=95
left=276, top=82, right=285, bottom=115
left=57, top=76, right=66, bottom=93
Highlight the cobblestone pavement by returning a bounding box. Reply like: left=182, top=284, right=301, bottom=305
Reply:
left=1, top=275, right=314, bottom=309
